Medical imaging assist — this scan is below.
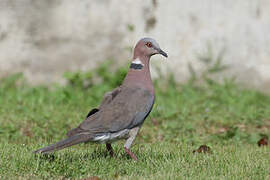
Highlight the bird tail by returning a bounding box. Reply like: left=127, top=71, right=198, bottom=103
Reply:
left=66, top=127, right=83, bottom=137
left=34, top=134, right=91, bottom=154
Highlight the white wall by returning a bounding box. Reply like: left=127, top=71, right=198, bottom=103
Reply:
left=0, top=0, right=270, bottom=91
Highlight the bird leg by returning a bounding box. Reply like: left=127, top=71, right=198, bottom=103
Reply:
left=106, top=143, right=114, bottom=157
left=124, top=126, right=140, bottom=161
left=124, top=147, right=138, bottom=161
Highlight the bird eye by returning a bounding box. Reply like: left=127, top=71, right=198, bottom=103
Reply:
left=145, top=42, right=152, bottom=48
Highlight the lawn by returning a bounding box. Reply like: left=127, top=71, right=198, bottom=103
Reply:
left=0, top=63, right=269, bottom=179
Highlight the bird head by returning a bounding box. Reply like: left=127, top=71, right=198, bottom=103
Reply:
left=134, top=38, right=168, bottom=59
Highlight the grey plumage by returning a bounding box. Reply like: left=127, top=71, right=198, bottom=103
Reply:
left=34, top=134, right=93, bottom=154
left=34, top=86, right=154, bottom=154
left=77, top=86, right=154, bottom=133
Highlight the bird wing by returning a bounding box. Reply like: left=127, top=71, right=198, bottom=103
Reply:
left=84, top=86, right=122, bottom=118
left=66, top=86, right=122, bottom=137
left=98, top=86, right=122, bottom=110
left=84, top=86, right=122, bottom=119
left=85, top=108, right=99, bottom=118
left=75, top=86, right=154, bottom=135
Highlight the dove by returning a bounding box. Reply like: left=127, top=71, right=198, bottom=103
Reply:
left=34, top=37, right=168, bottom=160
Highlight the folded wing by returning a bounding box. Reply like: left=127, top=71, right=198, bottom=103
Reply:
left=72, top=86, right=154, bottom=136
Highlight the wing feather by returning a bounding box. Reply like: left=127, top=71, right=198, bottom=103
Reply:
left=77, top=86, right=154, bottom=134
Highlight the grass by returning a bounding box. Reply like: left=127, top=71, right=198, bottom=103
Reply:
left=0, top=63, right=270, bottom=179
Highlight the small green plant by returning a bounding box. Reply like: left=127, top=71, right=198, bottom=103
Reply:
left=127, top=24, right=135, bottom=32
left=64, top=71, right=93, bottom=89
left=63, top=60, right=128, bottom=90
left=96, top=60, right=128, bottom=88
left=0, top=73, right=24, bottom=90
left=188, top=44, right=229, bottom=85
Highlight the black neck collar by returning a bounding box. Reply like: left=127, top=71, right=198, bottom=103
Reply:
left=130, top=63, right=143, bottom=70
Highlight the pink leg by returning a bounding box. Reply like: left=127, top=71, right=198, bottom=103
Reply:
left=106, top=143, right=114, bottom=157
left=124, top=147, right=138, bottom=161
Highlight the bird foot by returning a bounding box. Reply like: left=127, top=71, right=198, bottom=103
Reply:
left=124, top=147, right=138, bottom=161
left=106, top=143, right=114, bottom=157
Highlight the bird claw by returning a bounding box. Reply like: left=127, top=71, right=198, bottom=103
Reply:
left=124, top=147, right=138, bottom=161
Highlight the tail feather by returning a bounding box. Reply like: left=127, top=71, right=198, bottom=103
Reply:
left=34, top=134, right=92, bottom=154
left=66, top=127, right=83, bottom=137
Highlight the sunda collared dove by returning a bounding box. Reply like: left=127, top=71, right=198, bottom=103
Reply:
left=34, top=38, right=168, bottom=160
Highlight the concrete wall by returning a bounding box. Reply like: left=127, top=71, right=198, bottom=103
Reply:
left=0, top=0, right=270, bottom=91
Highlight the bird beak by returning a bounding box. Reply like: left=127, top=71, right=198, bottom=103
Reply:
left=157, top=48, right=168, bottom=58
